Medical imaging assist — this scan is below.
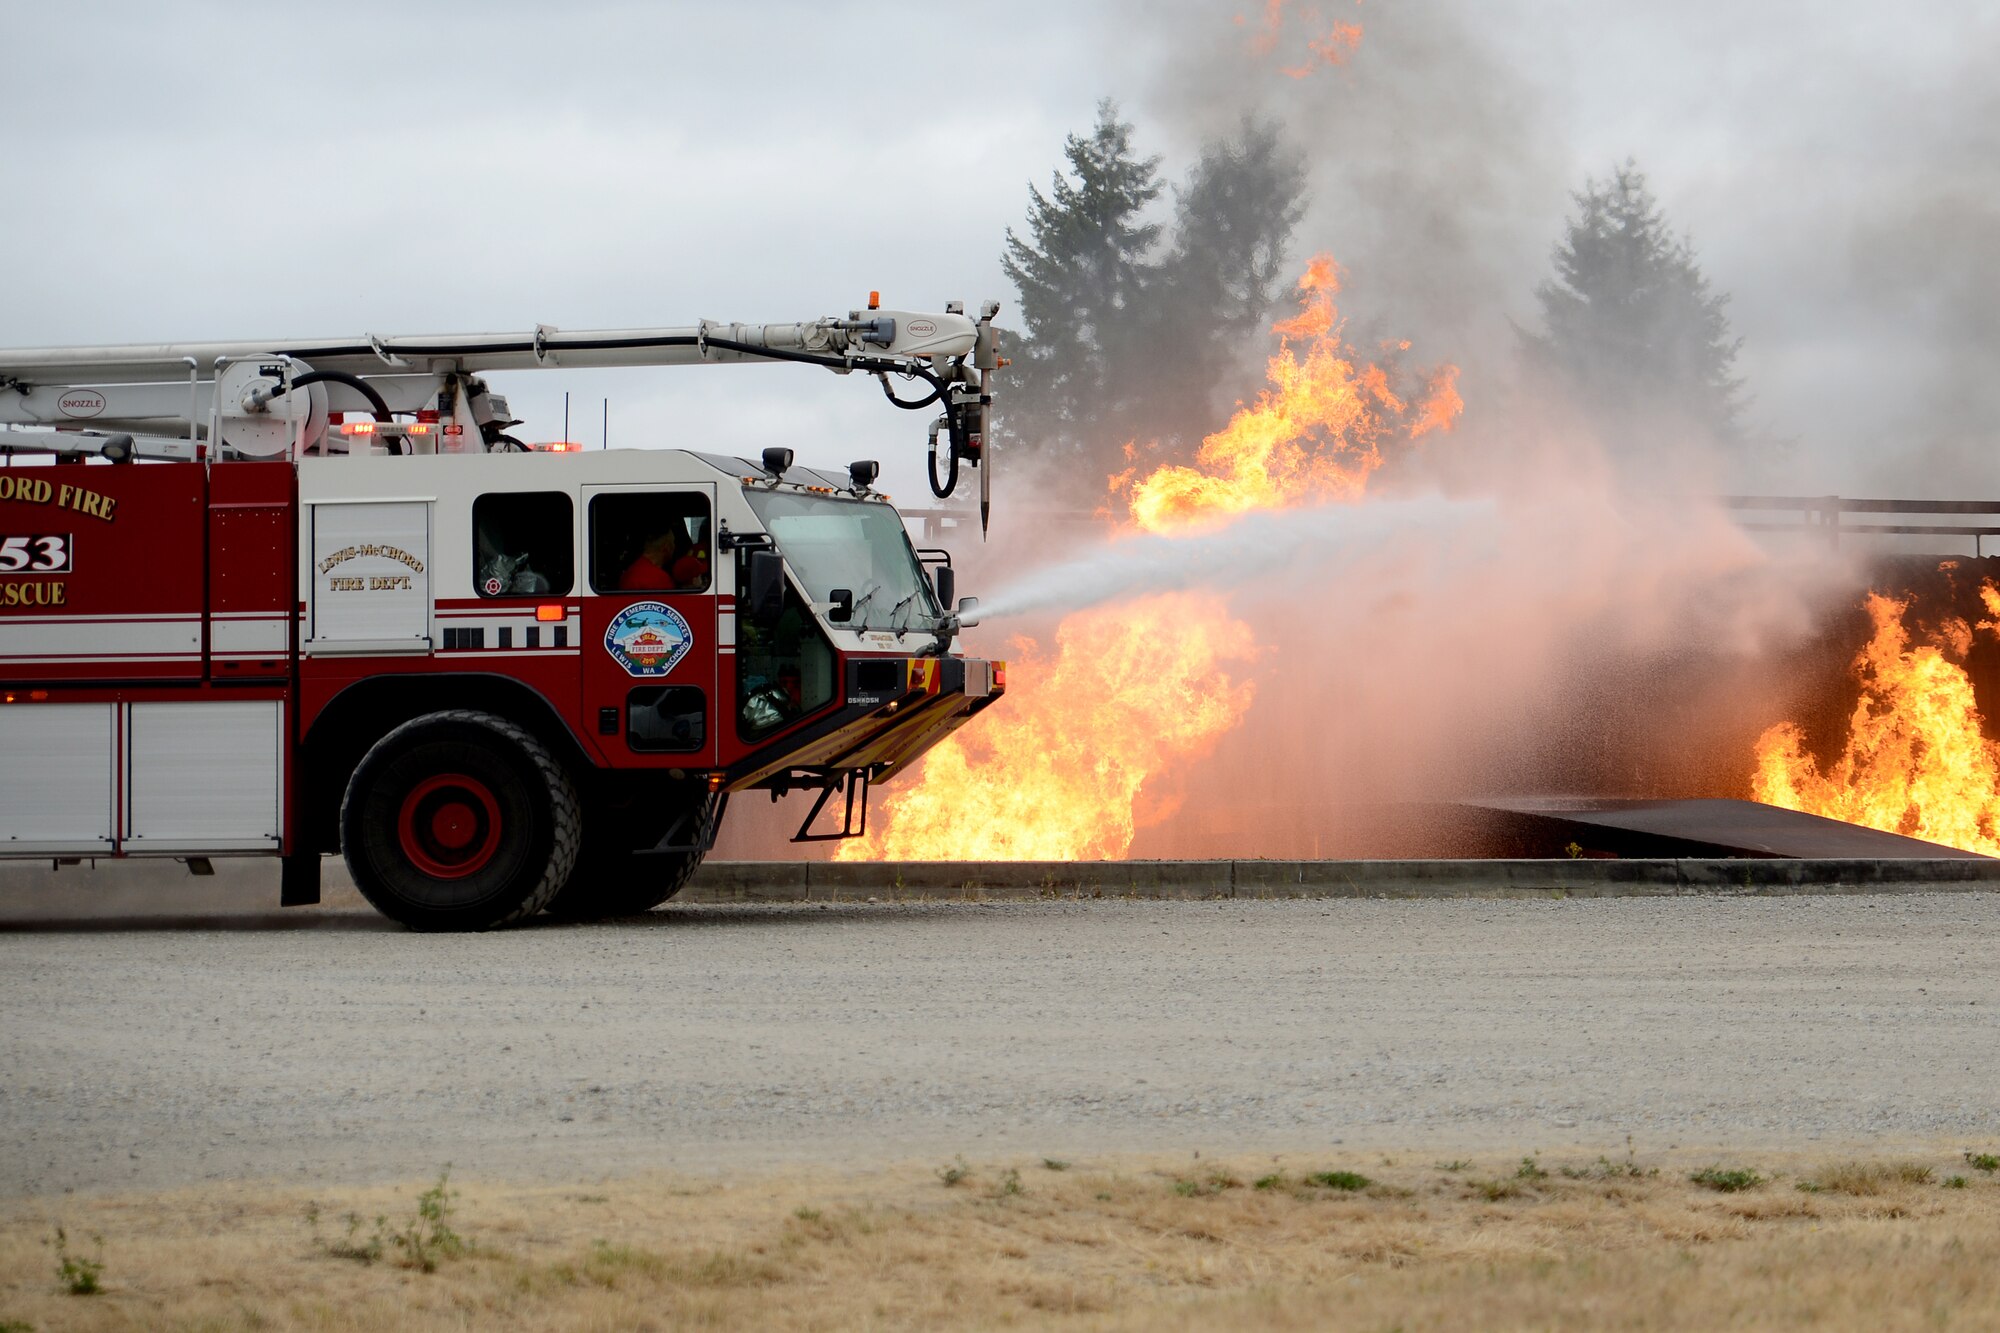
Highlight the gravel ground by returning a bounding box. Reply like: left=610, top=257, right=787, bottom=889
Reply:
left=2, top=892, right=1996, bottom=1198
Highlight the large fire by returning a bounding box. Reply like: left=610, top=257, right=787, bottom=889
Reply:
left=1753, top=583, right=2000, bottom=854
left=838, top=255, right=1462, bottom=861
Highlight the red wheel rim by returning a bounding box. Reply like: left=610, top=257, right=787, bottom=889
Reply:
left=396, top=773, right=503, bottom=880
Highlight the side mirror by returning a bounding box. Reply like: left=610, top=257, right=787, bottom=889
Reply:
left=747, top=550, right=785, bottom=626
left=954, top=596, right=980, bottom=628
left=827, top=588, right=854, bottom=623
left=932, top=566, right=955, bottom=612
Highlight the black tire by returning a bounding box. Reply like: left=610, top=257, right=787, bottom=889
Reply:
left=340, top=710, right=579, bottom=932
left=543, top=790, right=724, bottom=921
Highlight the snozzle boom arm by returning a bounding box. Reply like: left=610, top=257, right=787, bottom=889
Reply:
left=0, top=309, right=978, bottom=382
left=0, top=300, right=1001, bottom=523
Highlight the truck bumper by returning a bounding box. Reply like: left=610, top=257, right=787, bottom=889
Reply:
left=727, top=655, right=1004, bottom=791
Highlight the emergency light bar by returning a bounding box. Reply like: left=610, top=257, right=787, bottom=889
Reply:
left=339, top=420, right=435, bottom=438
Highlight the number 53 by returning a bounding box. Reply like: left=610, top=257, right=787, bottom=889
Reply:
left=0, top=535, right=70, bottom=572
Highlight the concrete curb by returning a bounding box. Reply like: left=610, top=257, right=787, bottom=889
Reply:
left=7, top=857, right=1995, bottom=917
left=685, top=858, right=2000, bottom=902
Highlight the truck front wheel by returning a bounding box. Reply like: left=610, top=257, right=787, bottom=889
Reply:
left=543, top=789, right=724, bottom=921
left=341, top=710, right=579, bottom=931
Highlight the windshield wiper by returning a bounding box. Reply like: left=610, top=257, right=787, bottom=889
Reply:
left=844, top=581, right=884, bottom=624
left=888, top=589, right=920, bottom=635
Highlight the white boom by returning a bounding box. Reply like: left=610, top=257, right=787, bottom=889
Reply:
left=0, top=300, right=1002, bottom=528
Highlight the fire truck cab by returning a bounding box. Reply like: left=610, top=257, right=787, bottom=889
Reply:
left=0, top=304, right=1003, bottom=928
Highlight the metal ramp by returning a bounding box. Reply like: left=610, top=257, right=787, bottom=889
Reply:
left=1458, top=798, right=1989, bottom=860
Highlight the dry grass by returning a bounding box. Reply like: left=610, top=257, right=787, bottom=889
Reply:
left=2, top=1146, right=1997, bottom=1331
left=1803, top=1160, right=1938, bottom=1196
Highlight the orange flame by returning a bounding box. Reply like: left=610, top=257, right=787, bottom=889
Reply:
left=1241, top=1, right=1363, bottom=77
left=844, top=594, right=1258, bottom=860
left=839, top=256, right=1459, bottom=862
left=1753, top=586, right=2000, bottom=854
left=1122, top=256, right=1463, bottom=535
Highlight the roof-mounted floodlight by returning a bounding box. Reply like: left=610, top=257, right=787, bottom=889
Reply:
left=762, top=446, right=794, bottom=478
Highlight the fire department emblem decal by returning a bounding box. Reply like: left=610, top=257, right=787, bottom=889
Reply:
left=604, top=602, right=693, bottom=677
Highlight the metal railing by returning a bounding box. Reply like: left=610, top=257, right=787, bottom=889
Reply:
left=1723, top=497, right=2000, bottom=557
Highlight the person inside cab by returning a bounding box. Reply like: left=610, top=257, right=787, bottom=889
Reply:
left=618, top=520, right=709, bottom=591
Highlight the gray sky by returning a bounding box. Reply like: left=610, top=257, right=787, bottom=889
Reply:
left=4, top=0, right=1995, bottom=499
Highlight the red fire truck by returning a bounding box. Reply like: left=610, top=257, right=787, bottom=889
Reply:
left=0, top=302, right=1003, bottom=929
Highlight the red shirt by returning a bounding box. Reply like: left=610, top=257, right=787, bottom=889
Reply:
left=617, top=555, right=672, bottom=590
left=618, top=551, right=708, bottom=591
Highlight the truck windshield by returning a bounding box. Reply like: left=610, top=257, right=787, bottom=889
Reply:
left=743, top=489, right=938, bottom=632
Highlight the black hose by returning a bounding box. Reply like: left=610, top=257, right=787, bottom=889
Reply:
left=268, top=332, right=976, bottom=479
left=698, top=334, right=949, bottom=387
left=277, top=333, right=703, bottom=360
left=279, top=330, right=929, bottom=384
left=928, top=419, right=958, bottom=497
left=878, top=373, right=944, bottom=410
left=274, top=332, right=948, bottom=398
left=271, top=370, right=392, bottom=421
left=537, top=334, right=699, bottom=353
left=707, top=335, right=970, bottom=498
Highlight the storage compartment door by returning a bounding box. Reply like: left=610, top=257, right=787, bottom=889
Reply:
left=306, top=501, right=432, bottom=655
left=0, top=703, right=115, bottom=854
left=125, top=701, right=282, bottom=851
left=209, top=460, right=294, bottom=678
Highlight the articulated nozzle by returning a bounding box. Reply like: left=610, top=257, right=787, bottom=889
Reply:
left=927, top=596, right=981, bottom=657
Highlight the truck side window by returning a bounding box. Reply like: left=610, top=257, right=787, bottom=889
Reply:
left=473, top=491, right=573, bottom=598
left=590, top=492, right=711, bottom=594
left=736, top=555, right=837, bottom=739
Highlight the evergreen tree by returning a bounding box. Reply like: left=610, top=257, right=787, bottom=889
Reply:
left=999, top=107, right=1308, bottom=481
left=1000, top=101, right=1163, bottom=466
left=1529, top=161, right=1744, bottom=450
left=1136, top=117, right=1308, bottom=456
